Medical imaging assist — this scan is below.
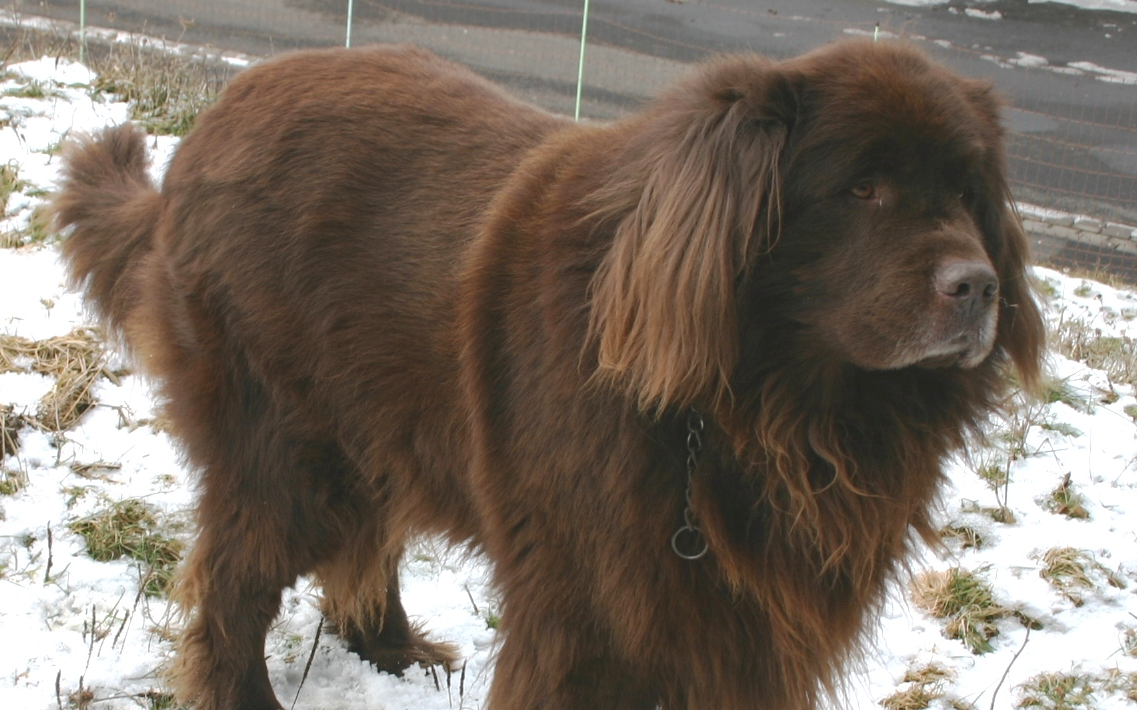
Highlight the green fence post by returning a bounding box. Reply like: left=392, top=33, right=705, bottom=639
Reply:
left=346, top=0, right=354, bottom=48
left=574, top=0, right=590, bottom=121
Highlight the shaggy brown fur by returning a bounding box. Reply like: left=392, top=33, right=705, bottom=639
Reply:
left=54, top=41, right=1044, bottom=710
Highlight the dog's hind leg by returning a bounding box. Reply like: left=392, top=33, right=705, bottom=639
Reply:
left=317, top=530, right=460, bottom=675
left=166, top=370, right=360, bottom=710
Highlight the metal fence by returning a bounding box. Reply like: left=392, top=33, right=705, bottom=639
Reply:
left=8, top=0, right=1137, bottom=279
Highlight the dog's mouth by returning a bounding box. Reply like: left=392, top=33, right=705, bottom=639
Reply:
left=915, top=349, right=972, bottom=369
left=914, top=351, right=963, bottom=369
left=828, top=318, right=998, bottom=372
left=912, top=332, right=994, bottom=370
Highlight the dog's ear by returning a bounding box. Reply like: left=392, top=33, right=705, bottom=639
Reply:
left=587, top=58, right=795, bottom=413
left=991, top=193, right=1046, bottom=394
left=963, top=80, right=1046, bottom=393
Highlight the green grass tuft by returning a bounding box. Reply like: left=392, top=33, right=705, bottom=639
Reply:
left=940, top=524, right=984, bottom=550
left=1044, top=475, right=1090, bottom=520
left=1017, top=671, right=1097, bottom=709
left=1039, top=547, right=1095, bottom=606
left=0, top=160, right=27, bottom=210
left=911, top=568, right=1006, bottom=654
left=1072, top=282, right=1096, bottom=298
left=1039, top=420, right=1081, bottom=438
left=0, top=469, right=26, bottom=496
left=136, top=690, right=182, bottom=710
left=1, top=403, right=24, bottom=462
left=1036, top=277, right=1060, bottom=300
left=68, top=498, right=184, bottom=597
left=977, top=462, right=1008, bottom=490
left=3, top=79, right=53, bottom=99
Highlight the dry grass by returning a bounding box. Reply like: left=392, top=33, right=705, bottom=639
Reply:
left=939, top=524, right=984, bottom=550
left=1, top=160, right=25, bottom=208
left=1038, top=547, right=1125, bottom=607
left=68, top=498, right=184, bottom=597
left=1044, top=473, right=1090, bottom=520
left=3, top=78, right=58, bottom=100
left=1055, top=267, right=1136, bottom=291
left=1123, top=625, right=1137, bottom=659
left=0, top=22, right=76, bottom=67
left=961, top=498, right=1017, bottom=525
left=1039, top=547, right=1094, bottom=606
left=135, top=690, right=181, bottom=709
left=964, top=441, right=1016, bottom=523
left=977, top=462, right=1008, bottom=490
left=2, top=23, right=224, bottom=250
left=69, top=460, right=123, bottom=481
left=0, top=160, right=32, bottom=248
left=0, top=327, right=116, bottom=432
left=0, top=467, right=26, bottom=495
left=879, top=682, right=940, bottom=710
left=1100, top=669, right=1137, bottom=702
left=1, top=402, right=24, bottom=460
left=1014, top=668, right=1137, bottom=707
left=879, top=664, right=953, bottom=710
left=3, top=203, right=54, bottom=248
left=1016, top=671, right=1098, bottom=709
left=2, top=23, right=225, bottom=138
left=911, top=568, right=1007, bottom=654
left=0, top=404, right=27, bottom=491
left=90, top=42, right=222, bottom=136
left=1051, top=316, right=1137, bottom=389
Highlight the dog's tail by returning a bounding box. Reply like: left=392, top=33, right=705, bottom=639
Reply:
left=54, top=124, right=161, bottom=332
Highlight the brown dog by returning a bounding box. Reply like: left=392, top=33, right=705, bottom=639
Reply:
left=55, top=41, right=1044, bottom=710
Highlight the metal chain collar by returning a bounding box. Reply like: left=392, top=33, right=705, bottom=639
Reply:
left=670, top=410, right=709, bottom=560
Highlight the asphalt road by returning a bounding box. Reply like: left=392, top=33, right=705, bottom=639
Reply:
left=19, top=0, right=1137, bottom=222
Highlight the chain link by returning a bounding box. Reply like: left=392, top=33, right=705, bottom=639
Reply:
left=671, top=410, right=709, bottom=560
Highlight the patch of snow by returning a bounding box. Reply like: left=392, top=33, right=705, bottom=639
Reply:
left=1030, top=0, right=1137, bottom=14
left=965, top=8, right=1004, bottom=19
left=883, top=0, right=1137, bottom=13
left=881, top=0, right=950, bottom=6
left=0, top=9, right=256, bottom=70
left=1010, top=52, right=1050, bottom=68
left=1067, top=60, right=1137, bottom=85
left=843, top=27, right=900, bottom=40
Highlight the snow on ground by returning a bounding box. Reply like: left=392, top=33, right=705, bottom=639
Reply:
left=965, top=8, right=1004, bottom=20
left=0, top=10, right=257, bottom=71
left=2, top=58, right=1136, bottom=710
left=1030, top=0, right=1137, bottom=15
left=884, top=0, right=1137, bottom=13
left=1066, top=61, right=1137, bottom=85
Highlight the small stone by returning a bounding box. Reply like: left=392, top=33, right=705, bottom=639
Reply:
left=1040, top=223, right=1080, bottom=241
left=1103, top=223, right=1136, bottom=239
left=1073, top=217, right=1102, bottom=232
left=1107, top=237, right=1137, bottom=254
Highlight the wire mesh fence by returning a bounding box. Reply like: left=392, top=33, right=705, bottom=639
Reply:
left=6, top=0, right=1137, bottom=280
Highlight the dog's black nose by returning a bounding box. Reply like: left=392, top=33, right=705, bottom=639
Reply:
left=936, top=261, right=998, bottom=313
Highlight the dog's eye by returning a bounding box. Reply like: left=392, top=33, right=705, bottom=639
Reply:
left=850, top=181, right=876, bottom=200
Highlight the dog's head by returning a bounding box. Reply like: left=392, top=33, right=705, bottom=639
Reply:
left=588, top=40, right=1045, bottom=414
